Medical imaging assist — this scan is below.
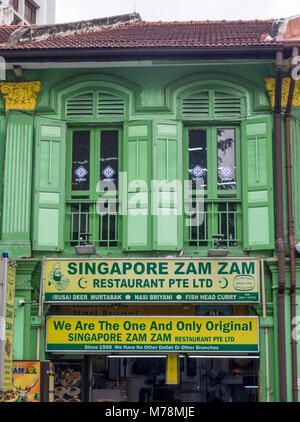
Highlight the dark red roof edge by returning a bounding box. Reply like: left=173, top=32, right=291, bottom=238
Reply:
left=0, top=44, right=286, bottom=63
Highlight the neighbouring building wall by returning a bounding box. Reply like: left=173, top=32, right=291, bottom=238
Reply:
left=0, top=0, right=56, bottom=25
left=35, top=0, right=56, bottom=25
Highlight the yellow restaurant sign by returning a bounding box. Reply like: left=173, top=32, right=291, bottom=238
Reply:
left=0, top=259, right=16, bottom=392
left=43, top=258, right=260, bottom=304
left=46, top=316, right=259, bottom=353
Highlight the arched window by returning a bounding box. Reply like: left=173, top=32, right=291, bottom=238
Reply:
left=62, top=83, right=130, bottom=251
left=175, top=84, right=246, bottom=250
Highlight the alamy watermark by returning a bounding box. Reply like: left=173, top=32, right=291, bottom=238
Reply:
left=96, top=174, right=205, bottom=227
left=0, top=56, right=5, bottom=81
left=292, top=56, right=300, bottom=81
left=291, top=317, right=300, bottom=341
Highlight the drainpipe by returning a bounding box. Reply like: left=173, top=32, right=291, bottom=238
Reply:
left=261, top=259, right=271, bottom=402
left=285, top=46, right=299, bottom=402
left=274, top=50, right=287, bottom=402
left=36, top=260, right=44, bottom=361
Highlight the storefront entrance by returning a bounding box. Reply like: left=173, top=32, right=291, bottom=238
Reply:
left=52, top=355, right=259, bottom=403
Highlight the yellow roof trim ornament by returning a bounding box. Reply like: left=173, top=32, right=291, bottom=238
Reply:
left=0, top=81, right=41, bottom=111
left=265, top=77, right=300, bottom=108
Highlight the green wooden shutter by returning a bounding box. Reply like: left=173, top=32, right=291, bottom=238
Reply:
left=122, top=121, right=152, bottom=251
left=242, top=115, right=274, bottom=250
left=1, top=113, right=33, bottom=243
left=153, top=121, right=183, bottom=251
left=33, top=119, right=66, bottom=251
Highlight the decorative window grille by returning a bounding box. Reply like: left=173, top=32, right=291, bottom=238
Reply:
left=185, top=200, right=242, bottom=248
left=66, top=200, right=119, bottom=248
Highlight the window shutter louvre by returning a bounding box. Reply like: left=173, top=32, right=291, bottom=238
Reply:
left=213, top=91, right=242, bottom=117
left=66, top=91, right=126, bottom=120
left=152, top=121, right=183, bottom=251
left=122, top=121, right=152, bottom=251
left=182, top=92, right=210, bottom=118
left=66, top=92, right=94, bottom=118
left=98, top=93, right=125, bottom=117
left=242, top=115, right=274, bottom=250
left=181, top=90, right=244, bottom=119
left=33, top=119, right=66, bottom=251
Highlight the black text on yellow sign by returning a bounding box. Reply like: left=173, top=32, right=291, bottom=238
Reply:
left=46, top=316, right=259, bottom=353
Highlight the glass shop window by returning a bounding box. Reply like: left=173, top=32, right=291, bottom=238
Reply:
left=185, top=126, right=242, bottom=250
left=66, top=127, right=121, bottom=249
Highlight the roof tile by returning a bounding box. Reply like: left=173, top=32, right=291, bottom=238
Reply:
left=0, top=19, right=276, bottom=50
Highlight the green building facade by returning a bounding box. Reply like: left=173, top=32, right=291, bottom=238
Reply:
left=0, top=14, right=300, bottom=402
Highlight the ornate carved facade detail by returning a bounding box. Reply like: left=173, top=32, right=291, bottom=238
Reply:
left=0, top=81, right=41, bottom=111
left=265, top=77, right=300, bottom=108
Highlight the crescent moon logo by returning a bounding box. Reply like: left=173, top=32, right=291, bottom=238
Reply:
left=78, top=278, right=88, bottom=289
left=219, top=277, right=228, bottom=289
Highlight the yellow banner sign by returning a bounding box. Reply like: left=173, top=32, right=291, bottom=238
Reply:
left=0, top=259, right=16, bottom=392
left=46, top=316, right=259, bottom=353
left=43, top=258, right=260, bottom=304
